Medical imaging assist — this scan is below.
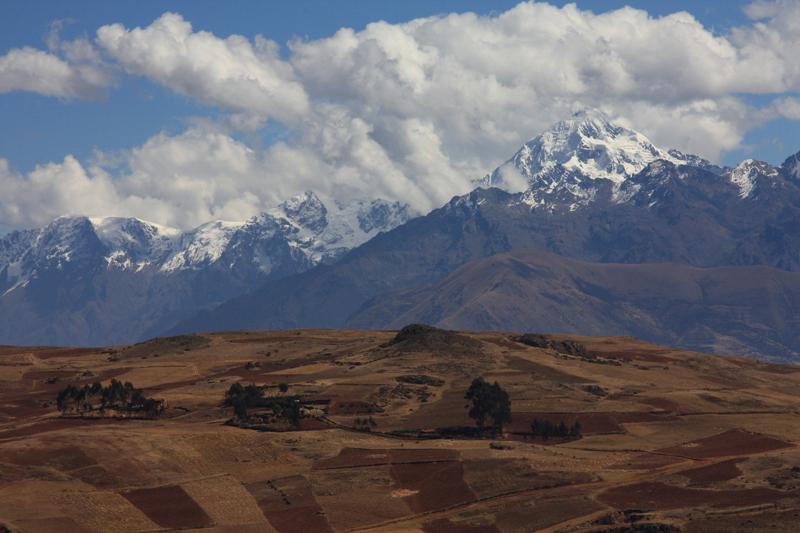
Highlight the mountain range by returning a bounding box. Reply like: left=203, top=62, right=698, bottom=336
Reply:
left=3, top=109, right=800, bottom=359
left=0, top=193, right=411, bottom=345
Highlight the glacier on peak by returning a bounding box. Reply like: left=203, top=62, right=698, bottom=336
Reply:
left=481, top=109, right=686, bottom=187
left=727, top=159, right=780, bottom=199
left=477, top=108, right=716, bottom=209
left=0, top=192, right=413, bottom=288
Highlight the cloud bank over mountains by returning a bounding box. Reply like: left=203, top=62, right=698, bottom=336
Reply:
left=1, top=1, right=800, bottom=229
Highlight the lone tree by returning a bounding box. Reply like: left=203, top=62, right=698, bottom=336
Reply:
left=465, top=377, right=511, bottom=435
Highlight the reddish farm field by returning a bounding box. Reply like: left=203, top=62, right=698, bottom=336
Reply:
left=677, top=458, right=745, bottom=486
left=122, top=485, right=213, bottom=530
left=659, top=429, right=792, bottom=459
left=599, top=481, right=791, bottom=510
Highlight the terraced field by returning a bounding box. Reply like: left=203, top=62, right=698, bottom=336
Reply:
left=2, top=328, right=800, bottom=532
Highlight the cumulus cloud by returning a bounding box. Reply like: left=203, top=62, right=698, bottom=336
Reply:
left=0, top=129, right=272, bottom=229
left=0, top=19, right=113, bottom=99
left=96, top=13, right=309, bottom=124
left=0, top=45, right=112, bottom=99
left=733, top=0, right=800, bottom=93
left=3, top=2, right=800, bottom=229
left=0, top=156, right=118, bottom=226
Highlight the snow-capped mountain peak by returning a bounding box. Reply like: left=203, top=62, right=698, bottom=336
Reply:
left=275, top=190, right=328, bottom=233
left=1, top=193, right=413, bottom=285
left=483, top=109, right=683, bottom=190
left=27, top=216, right=104, bottom=267
left=479, top=108, right=719, bottom=211
left=267, top=192, right=414, bottom=263
left=90, top=217, right=180, bottom=269
left=160, top=219, right=244, bottom=271
left=727, top=159, right=780, bottom=199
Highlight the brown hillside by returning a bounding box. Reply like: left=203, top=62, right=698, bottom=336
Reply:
left=1, top=329, right=800, bottom=532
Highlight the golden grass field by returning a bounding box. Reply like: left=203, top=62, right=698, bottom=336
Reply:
left=2, top=328, right=800, bottom=532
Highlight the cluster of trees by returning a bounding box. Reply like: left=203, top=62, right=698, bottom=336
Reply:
left=56, top=379, right=164, bottom=417
left=530, top=418, right=582, bottom=440
left=465, top=377, right=511, bottom=435
left=225, top=382, right=300, bottom=426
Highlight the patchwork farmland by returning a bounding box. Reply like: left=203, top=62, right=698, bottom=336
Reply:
left=2, top=328, right=800, bottom=531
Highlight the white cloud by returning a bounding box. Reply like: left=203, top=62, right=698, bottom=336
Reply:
left=733, top=1, right=800, bottom=93
left=0, top=19, right=114, bottom=99
left=3, top=2, right=800, bottom=230
left=770, top=97, right=800, bottom=120
left=96, top=12, right=309, bottom=124
left=0, top=156, right=120, bottom=226
left=0, top=129, right=266, bottom=228
left=0, top=46, right=112, bottom=99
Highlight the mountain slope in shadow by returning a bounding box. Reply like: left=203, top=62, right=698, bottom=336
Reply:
left=348, top=250, right=800, bottom=360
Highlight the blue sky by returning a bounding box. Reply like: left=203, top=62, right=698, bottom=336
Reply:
left=0, top=0, right=785, bottom=172
left=1, top=0, right=799, bottom=231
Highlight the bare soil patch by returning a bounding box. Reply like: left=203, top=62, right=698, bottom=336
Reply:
left=659, top=429, right=792, bottom=459
left=599, top=481, right=789, bottom=510
left=122, top=484, right=212, bottom=530
left=391, top=461, right=476, bottom=513
left=463, top=458, right=592, bottom=499
left=609, top=453, right=686, bottom=471
left=245, top=475, right=333, bottom=533
left=0, top=445, right=96, bottom=471
left=677, top=458, right=745, bottom=486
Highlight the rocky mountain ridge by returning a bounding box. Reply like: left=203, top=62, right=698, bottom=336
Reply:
left=0, top=192, right=411, bottom=345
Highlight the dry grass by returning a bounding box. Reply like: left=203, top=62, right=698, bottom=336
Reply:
left=0, top=329, right=799, bottom=532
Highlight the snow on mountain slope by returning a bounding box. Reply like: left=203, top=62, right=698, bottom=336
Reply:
left=267, top=192, right=413, bottom=263
left=160, top=220, right=245, bottom=271
left=0, top=192, right=413, bottom=291
left=726, top=159, right=780, bottom=199
left=478, top=109, right=715, bottom=210
left=91, top=217, right=180, bottom=270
